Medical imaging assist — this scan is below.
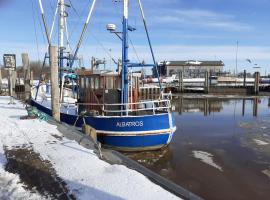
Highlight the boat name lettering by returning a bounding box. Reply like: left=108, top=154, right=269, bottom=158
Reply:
left=116, top=121, right=143, bottom=127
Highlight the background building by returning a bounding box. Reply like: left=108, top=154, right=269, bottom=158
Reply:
left=154, top=60, right=224, bottom=78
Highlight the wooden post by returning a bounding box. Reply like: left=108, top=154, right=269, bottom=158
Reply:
left=12, top=70, right=17, bottom=89
left=253, top=98, right=258, bottom=117
left=204, top=98, right=209, bottom=116
left=22, top=53, right=31, bottom=101
left=242, top=99, right=245, bottom=116
left=178, top=96, right=183, bottom=115
left=22, top=53, right=31, bottom=80
left=243, top=70, right=246, bottom=87
left=8, top=70, right=15, bottom=104
left=49, top=46, right=60, bottom=122
left=254, top=72, right=260, bottom=95
left=30, top=70, right=34, bottom=85
left=178, top=71, right=183, bottom=93
left=204, top=71, right=209, bottom=94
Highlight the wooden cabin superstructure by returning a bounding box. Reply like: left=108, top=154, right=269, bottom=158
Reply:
left=77, top=69, right=140, bottom=115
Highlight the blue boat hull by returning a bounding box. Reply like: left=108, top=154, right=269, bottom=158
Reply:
left=31, top=100, right=176, bottom=151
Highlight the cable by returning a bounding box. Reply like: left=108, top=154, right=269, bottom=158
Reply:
left=89, top=32, right=118, bottom=65
left=30, top=0, right=41, bottom=62
left=69, top=0, right=91, bottom=41
left=68, top=0, right=79, bottom=17
left=129, top=36, right=141, bottom=63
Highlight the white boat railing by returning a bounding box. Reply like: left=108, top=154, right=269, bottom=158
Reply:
left=62, top=99, right=172, bottom=116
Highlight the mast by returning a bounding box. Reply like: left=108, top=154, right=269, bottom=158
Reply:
left=38, top=0, right=51, bottom=45
left=122, top=0, right=129, bottom=107
left=69, top=0, right=97, bottom=68
left=59, top=0, right=65, bottom=77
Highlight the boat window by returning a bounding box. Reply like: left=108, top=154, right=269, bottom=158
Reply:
left=81, top=77, right=85, bottom=89
left=106, top=77, right=113, bottom=89
left=117, top=77, right=121, bottom=89
left=100, top=77, right=104, bottom=88
left=90, top=78, right=94, bottom=89
left=85, top=78, right=89, bottom=88
left=95, top=77, right=99, bottom=89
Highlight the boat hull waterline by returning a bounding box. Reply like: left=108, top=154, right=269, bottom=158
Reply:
left=32, top=100, right=176, bottom=151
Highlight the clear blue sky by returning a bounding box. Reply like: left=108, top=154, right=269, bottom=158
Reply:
left=0, top=0, right=270, bottom=74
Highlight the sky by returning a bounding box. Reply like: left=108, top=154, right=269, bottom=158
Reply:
left=0, top=0, right=270, bottom=75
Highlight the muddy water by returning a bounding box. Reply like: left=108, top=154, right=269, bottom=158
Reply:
left=126, top=96, right=270, bottom=200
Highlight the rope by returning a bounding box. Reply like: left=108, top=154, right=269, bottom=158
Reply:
left=26, top=106, right=48, bottom=121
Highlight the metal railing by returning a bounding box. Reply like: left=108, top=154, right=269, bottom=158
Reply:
left=62, top=99, right=172, bottom=116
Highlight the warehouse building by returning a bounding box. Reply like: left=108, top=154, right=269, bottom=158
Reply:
left=154, top=60, right=224, bottom=78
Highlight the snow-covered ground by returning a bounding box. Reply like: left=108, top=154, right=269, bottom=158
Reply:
left=0, top=96, right=180, bottom=200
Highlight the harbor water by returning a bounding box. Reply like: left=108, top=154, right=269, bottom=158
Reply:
left=126, top=96, right=270, bottom=200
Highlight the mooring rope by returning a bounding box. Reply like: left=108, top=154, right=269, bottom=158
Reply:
left=25, top=106, right=49, bottom=121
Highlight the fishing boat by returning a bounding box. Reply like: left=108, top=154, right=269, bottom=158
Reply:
left=32, top=0, right=176, bottom=151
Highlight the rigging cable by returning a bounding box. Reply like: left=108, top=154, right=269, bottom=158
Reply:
left=137, top=0, right=162, bottom=90
left=50, top=0, right=60, bottom=40
left=68, top=0, right=90, bottom=42
left=68, top=0, right=79, bottom=16
left=65, top=17, right=72, bottom=52
left=90, top=32, right=118, bottom=65
left=129, top=36, right=141, bottom=64
left=30, top=0, right=41, bottom=62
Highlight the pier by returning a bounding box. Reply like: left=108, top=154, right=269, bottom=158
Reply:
left=162, top=71, right=267, bottom=95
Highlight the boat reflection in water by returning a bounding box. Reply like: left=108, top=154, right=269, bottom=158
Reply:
left=174, top=96, right=261, bottom=117
left=126, top=96, right=270, bottom=200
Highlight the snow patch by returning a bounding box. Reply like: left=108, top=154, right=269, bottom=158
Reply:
left=253, top=139, right=269, bottom=146
left=0, top=167, right=46, bottom=200
left=262, top=168, right=270, bottom=179
left=192, top=150, right=223, bottom=172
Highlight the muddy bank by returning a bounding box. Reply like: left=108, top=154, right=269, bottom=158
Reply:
left=4, top=147, right=75, bottom=200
